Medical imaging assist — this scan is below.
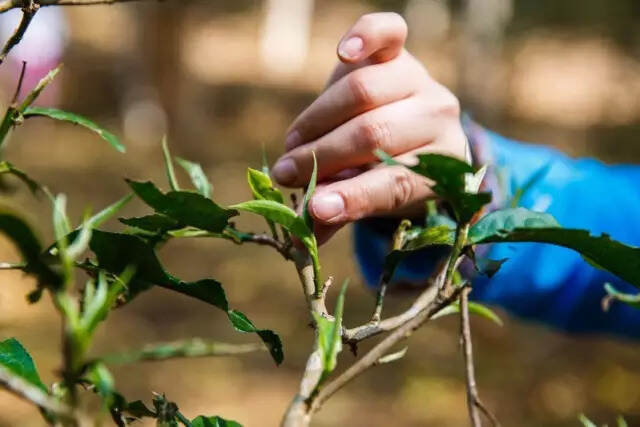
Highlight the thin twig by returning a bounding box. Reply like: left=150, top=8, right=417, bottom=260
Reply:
left=0, top=1, right=38, bottom=65
left=0, top=0, right=149, bottom=12
left=460, top=287, right=500, bottom=427
left=0, top=365, right=73, bottom=418
left=310, top=276, right=463, bottom=414
left=244, top=232, right=293, bottom=260
left=370, top=220, right=411, bottom=323
left=11, top=60, right=27, bottom=104
left=0, top=261, right=26, bottom=270
left=281, top=250, right=327, bottom=427
left=461, top=287, right=482, bottom=427
left=342, top=258, right=452, bottom=345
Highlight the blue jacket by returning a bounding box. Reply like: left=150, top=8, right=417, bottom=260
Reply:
left=354, top=122, right=640, bottom=338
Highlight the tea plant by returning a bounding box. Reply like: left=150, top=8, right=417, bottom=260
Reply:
left=0, top=2, right=639, bottom=427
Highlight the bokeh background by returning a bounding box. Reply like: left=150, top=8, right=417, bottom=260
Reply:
left=0, top=0, right=639, bottom=425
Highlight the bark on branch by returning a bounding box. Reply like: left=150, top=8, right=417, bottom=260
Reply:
left=460, top=286, right=500, bottom=427
left=0, top=365, right=73, bottom=418
left=0, top=0, right=149, bottom=13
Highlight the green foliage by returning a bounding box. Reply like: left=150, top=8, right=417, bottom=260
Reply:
left=161, top=136, right=180, bottom=191
left=432, top=301, right=503, bottom=327
left=302, top=152, right=318, bottom=230
left=0, top=208, right=61, bottom=289
left=313, top=280, right=348, bottom=385
left=0, top=338, right=47, bottom=391
left=127, top=180, right=236, bottom=233
left=88, top=231, right=283, bottom=364
left=119, top=214, right=180, bottom=234
left=578, top=413, right=598, bottom=427
left=403, top=225, right=455, bottom=251
left=468, top=207, right=560, bottom=242
left=469, top=208, right=640, bottom=287
left=247, top=168, right=284, bottom=203
left=175, top=157, right=212, bottom=199
left=23, top=107, right=125, bottom=153
left=192, top=415, right=242, bottom=427
left=509, top=163, right=550, bottom=208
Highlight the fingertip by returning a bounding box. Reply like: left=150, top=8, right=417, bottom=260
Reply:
left=310, top=191, right=346, bottom=224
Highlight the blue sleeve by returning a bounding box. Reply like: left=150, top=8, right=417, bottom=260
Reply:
left=354, top=125, right=640, bottom=339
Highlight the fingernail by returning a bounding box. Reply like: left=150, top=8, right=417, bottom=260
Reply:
left=285, top=130, right=301, bottom=150
left=312, top=193, right=345, bottom=222
left=338, top=36, right=363, bottom=60
left=272, top=158, right=298, bottom=185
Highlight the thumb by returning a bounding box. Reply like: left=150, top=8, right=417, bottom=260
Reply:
left=337, top=12, right=408, bottom=64
left=309, top=165, right=432, bottom=226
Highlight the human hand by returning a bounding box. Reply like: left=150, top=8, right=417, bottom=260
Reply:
left=273, top=12, right=468, bottom=244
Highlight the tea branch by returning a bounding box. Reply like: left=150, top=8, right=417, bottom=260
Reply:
left=100, top=339, right=265, bottom=365
left=460, top=287, right=500, bottom=427
left=0, top=0, right=148, bottom=13
left=0, top=365, right=73, bottom=418
left=0, top=1, right=37, bottom=65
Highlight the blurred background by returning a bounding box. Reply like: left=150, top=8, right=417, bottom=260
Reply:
left=0, top=0, right=639, bottom=425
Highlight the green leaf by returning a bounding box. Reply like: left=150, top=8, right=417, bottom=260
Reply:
left=0, top=208, right=61, bottom=289
left=302, top=152, right=318, bottom=230
left=192, top=415, right=242, bottom=427
left=227, top=310, right=283, bottom=365
left=85, top=361, right=115, bottom=403
left=161, top=136, right=180, bottom=191
left=377, top=151, right=490, bottom=223
left=473, top=257, right=508, bottom=278
left=23, top=107, right=125, bottom=153
left=510, top=163, right=550, bottom=208
left=617, top=416, right=628, bottom=427
left=403, top=225, right=455, bottom=251
left=247, top=168, right=284, bottom=203
left=124, top=400, right=156, bottom=419
left=431, top=301, right=503, bottom=326
left=468, top=207, right=560, bottom=243
left=0, top=338, right=47, bottom=391
left=0, top=161, right=41, bottom=194
left=314, top=280, right=348, bottom=384
left=469, top=208, right=640, bottom=288
left=578, top=414, right=598, bottom=427
left=119, top=214, right=180, bottom=233
left=89, top=231, right=283, bottom=364
left=18, top=65, right=63, bottom=112
left=86, top=194, right=133, bottom=230
left=261, top=143, right=270, bottom=175
left=127, top=180, right=236, bottom=233
left=176, top=157, right=212, bottom=199
left=230, top=199, right=311, bottom=241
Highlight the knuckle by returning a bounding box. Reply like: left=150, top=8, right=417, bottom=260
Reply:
left=346, top=71, right=374, bottom=107
left=390, top=167, right=417, bottom=210
left=387, top=12, right=408, bottom=36
left=433, top=86, right=461, bottom=119
left=340, top=188, right=367, bottom=221
left=356, top=117, right=391, bottom=153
